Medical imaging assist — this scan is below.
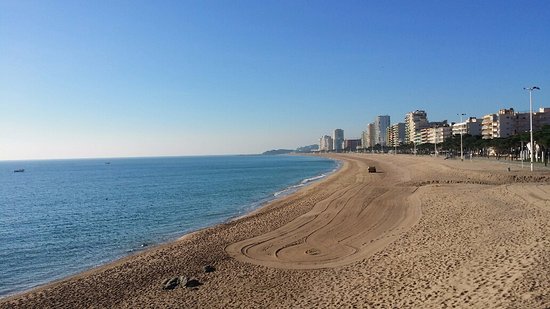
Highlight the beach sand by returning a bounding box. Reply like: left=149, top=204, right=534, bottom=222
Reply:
left=2, top=154, right=550, bottom=308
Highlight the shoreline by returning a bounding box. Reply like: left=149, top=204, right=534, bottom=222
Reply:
left=3, top=153, right=550, bottom=308
left=0, top=154, right=341, bottom=301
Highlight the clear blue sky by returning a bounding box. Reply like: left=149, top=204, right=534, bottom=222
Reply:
left=1, top=0, right=549, bottom=159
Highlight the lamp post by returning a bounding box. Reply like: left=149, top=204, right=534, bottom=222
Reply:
left=433, top=125, right=437, bottom=157
left=524, top=86, right=540, bottom=172
left=457, top=113, right=466, bottom=161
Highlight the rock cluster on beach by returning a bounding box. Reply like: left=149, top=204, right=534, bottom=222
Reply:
left=161, top=276, right=202, bottom=290
left=161, top=265, right=215, bottom=290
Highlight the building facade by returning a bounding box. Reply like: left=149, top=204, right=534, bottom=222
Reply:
left=497, top=108, right=517, bottom=138
left=374, top=115, right=390, bottom=146
left=343, top=139, right=362, bottom=152
left=333, top=129, right=344, bottom=152
left=420, top=125, right=452, bottom=144
left=361, top=123, right=375, bottom=149
left=405, top=110, right=429, bottom=144
left=481, top=107, right=550, bottom=140
left=319, top=135, right=333, bottom=152
left=451, top=117, right=482, bottom=136
left=387, top=123, right=406, bottom=147
left=481, top=114, right=498, bottom=139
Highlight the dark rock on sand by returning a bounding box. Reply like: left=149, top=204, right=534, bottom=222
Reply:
left=204, top=265, right=216, bottom=273
left=183, top=277, right=201, bottom=288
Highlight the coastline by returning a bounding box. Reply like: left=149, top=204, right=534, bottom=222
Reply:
left=3, top=153, right=550, bottom=308
left=0, top=154, right=341, bottom=302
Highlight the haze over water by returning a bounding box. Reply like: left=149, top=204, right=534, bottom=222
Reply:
left=0, top=155, right=336, bottom=297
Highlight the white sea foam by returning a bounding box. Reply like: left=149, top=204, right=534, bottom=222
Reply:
left=272, top=159, right=341, bottom=198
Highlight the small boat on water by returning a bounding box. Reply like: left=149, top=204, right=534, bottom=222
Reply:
left=14, top=169, right=25, bottom=173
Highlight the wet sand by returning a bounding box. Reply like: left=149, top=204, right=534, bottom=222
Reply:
left=2, top=153, right=550, bottom=308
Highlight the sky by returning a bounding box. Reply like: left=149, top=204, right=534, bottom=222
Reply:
left=1, top=0, right=549, bottom=160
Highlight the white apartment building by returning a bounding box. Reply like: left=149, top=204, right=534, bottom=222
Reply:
left=361, top=123, right=375, bottom=149
left=420, top=124, right=451, bottom=144
left=387, top=123, right=406, bottom=147
left=481, top=114, right=498, bottom=139
left=319, top=135, right=333, bottom=152
left=481, top=107, right=550, bottom=139
left=405, top=110, right=429, bottom=144
left=451, top=117, right=482, bottom=136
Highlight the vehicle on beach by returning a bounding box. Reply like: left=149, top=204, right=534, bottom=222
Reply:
left=368, top=166, right=376, bottom=173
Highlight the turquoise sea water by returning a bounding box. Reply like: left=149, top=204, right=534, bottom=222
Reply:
left=0, top=155, right=337, bottom=297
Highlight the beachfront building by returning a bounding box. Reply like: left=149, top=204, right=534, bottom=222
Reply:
left=405, top=110, right=429, bottom=144
left=482, top=114, right=498, bottom=139
left=420, top=124, right=452, bottom=144
left=481, top=107, right=550, bottom=139
left=534, top=107, right=550, bottom=128
left=343, top=139, right=361, bottom=152
left=497, top=108, right=518, bottom=138
left=387, top=123, right=406, bottom=147
left=451, top=117, right=482, bottom=136
left=367, top=123, right=375, bottom=147
left=361, top=123, right=375, bottom=149
left=414, top=131, right=422, bottom=145
left=374, top=115, right=390, bottom=146
left=333, top=129, right=344, bottom=152
left=319, top=135, right=333, bottom=152
left=361, top=131, right=369, bottom=150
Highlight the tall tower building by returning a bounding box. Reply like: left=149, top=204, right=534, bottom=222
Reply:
left=319, top=135, right=333, bottom=152
left=405, top=110, right=429, bottom=144
left=374, top=115, right=390, bottom=146
left=387, top=123, right=406, bottom=147
left=361, top=123, right=375, bottom=149
left=333, top=129, right=344, bottom=152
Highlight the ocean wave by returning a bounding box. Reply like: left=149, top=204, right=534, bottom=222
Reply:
left=300, top=174, right=326, bottom=184
left=272, top=162, right=340, bottom=198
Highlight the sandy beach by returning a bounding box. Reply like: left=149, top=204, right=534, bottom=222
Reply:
left=2, top=153, right=550, bottom=308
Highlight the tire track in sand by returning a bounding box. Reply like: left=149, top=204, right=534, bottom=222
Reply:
left=225, top=154, right=422, bottom=269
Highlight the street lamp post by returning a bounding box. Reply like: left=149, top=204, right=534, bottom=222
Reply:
left=458, top=113, right=466, bottom=161
left=433, top=125, right=437, bottom=157
left=524, top=86, right=540, bottom=172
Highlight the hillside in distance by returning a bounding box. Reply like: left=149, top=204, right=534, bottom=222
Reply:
left=262, top=144, right=319, bottom=155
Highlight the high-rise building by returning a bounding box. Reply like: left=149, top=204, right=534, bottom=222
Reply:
left=374, top=115, right=390, bottom=146
left=405, top=110, right=429, bottom=144
left=319, top=135, right=333, bottom=152
left=333, top=129, right=344, bottom=152
left=361, top=123, right=375, bottom=149
left=387, top=123, right=406, bottom=147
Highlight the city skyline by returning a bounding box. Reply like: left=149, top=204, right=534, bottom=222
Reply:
left=1, top=1, right=549, bottom=160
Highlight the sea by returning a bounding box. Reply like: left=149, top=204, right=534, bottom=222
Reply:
left=0, top=155, right=337, bottom=298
